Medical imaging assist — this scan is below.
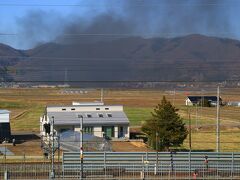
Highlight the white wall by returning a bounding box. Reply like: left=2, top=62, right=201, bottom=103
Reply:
left=0, top=113, right=10, bottom=123
left=94, top=126, right=103, bottom=137
left=124, top=126, right=130, bottom=138
left=185, top=99, right=193, bottom=106
left=114, top=126, right=118, bottom=138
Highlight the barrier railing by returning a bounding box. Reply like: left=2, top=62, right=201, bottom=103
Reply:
left=0, top=152, right=239, bottom=179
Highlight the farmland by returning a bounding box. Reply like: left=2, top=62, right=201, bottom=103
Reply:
left=0, top=87, right=240, bottom=152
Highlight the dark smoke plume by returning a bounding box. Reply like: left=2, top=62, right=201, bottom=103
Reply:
left=13, top=0, right=240, bottom=48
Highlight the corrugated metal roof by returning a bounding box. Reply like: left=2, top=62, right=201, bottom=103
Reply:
left=47, top=111, right=129, bottom=125
left=0, top=110, right=10, bottom=114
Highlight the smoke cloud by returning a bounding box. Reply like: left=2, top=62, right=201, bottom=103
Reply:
left=10, top=0, right=240, bottom=48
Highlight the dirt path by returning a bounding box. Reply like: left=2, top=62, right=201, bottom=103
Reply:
left=112, top=141, right=154, bottom=152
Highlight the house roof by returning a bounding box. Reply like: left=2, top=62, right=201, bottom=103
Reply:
left=187, top=96, right=222, bottom=102
left=47, top=111, right=129, bottom=126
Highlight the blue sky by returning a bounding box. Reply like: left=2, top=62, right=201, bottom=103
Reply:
left=0, top=0, right=76, bottom=29
left=1, top=0, right=240, bottom=49
left=0, top=0, right=106, bottom=48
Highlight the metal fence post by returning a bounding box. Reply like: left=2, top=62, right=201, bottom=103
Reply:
left=189, top=151, right=191, bottom=180
left=231, top=152, right=234, bottom=178
left=104, top=151, right=106, bottom=177
left=62, top=152, right=64, bottom=179
left=155, top=151, right=158, bottom=175
left=141, top=155, right=145, bottom=180
left=4, top=170, right=9, bottom=180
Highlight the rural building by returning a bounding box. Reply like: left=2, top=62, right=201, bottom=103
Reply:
left=0, top=110, right=11, bottom=142
left=227, top=101, right=240, bottom=107
left=40, top=102, right=130, bottom=140
left=185, top=96, right=222, bottom=106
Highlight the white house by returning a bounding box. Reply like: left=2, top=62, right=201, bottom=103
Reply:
left=0, top=110, right=11, bottom=142
left=40, top=102, right=130, bottom=140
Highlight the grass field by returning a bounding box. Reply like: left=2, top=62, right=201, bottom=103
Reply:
left=0, top=87, right=240, bottom=152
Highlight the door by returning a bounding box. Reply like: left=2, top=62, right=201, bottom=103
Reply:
left=102, top=126, right=114, bottom=139
left=119, top=126, right=124, bottom=138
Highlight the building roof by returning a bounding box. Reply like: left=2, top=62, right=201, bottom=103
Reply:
left=187, top=96, right=222, bottom=102
left=0, top=110, right=10, bottom=114
left=72, top=101, right=104, bottom=106
left=47, top=111, right=129, bottom=126
left=46, top=104, right=122, bottom=108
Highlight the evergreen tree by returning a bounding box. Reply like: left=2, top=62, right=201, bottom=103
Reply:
left=142, top=96, right=188, bottom=151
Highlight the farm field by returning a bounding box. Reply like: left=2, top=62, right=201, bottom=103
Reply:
left=0, top=87, right=240, bottom=152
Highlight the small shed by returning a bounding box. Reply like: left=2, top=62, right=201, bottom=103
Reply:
left=186, top=96, right=222, bottom=106
left=0, top=110, right=11, bottom=142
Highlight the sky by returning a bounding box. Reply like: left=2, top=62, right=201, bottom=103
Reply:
left=1, top=0, right=240, bottom=49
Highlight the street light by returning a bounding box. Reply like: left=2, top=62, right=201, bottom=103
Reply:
left=77, top=114, right=84, bottom=179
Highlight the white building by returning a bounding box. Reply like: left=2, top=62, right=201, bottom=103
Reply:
left=0, top=110, right=11, bottom=141
left=40, top=102, right=130, bottom=140
left=227, top=101, right=240, bottom=107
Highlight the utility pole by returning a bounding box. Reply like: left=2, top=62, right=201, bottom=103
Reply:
left=195, top=104, right=198, bottom=129
left=216, top=86, right=220, bottom=152
left=188, top=106, right=192, bottom=151
left=64, top=68, right=68, bottom=85
left=200, top=89, right=203, bottom=126
left=100, top=88, right=104, bottom=102
left=78, top=114, right=84, bottom=179
left=173, top=89, right=176, bottom=106
left=50, top=116, right=55, bottom=179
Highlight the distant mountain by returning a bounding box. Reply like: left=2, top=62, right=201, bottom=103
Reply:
left=1, top=34, right=240, bottom=84
left=0, top=43, right=28, bottom=81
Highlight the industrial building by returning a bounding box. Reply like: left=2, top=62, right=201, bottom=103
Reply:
left=40, top=102, right=130, bottom=140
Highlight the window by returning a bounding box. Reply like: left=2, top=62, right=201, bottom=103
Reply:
left=98, top=113, right=104, bottom=118
left=83, top=127, right=93, bottom=134
left=86, top=114, right=92, bottom=118
left=105, top=108, right=109, bottom=110
left=96, top=108, right=100, bottom=110
left=107, top=113, right=112, bottom=117
left=71, top=108, right=75, bottom=111
left=62, top=108, right=66, bottom=111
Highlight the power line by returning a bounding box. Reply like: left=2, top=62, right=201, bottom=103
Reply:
left=0, top=2, right=237, bottom=7
left=2, top=55, right=240, bottom=62
left=0, top=32, right=239, bottom=36
left=1, top=80, right=240, bottom=83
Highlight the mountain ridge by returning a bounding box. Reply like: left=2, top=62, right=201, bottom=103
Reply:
left=0, top=34, right=240, bottom=84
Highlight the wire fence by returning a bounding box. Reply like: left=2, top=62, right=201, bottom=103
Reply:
left=1, top=152, right=239, bottom=179
left=0, top=161, right=240, bottom=179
